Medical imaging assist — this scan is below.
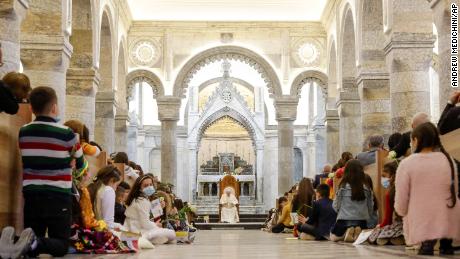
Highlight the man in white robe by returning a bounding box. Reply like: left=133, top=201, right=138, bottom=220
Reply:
left=220, top=187, right=239, bottom=223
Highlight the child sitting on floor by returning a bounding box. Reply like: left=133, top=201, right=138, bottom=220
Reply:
left=271, top=197, right=293, bottom=233
left=297, top=184, right=337, bottom=240
left=124, top=175, right=176, bottom=245
left=331, top=160, right=374, bottom=243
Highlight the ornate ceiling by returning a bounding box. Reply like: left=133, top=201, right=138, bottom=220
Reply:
left=126, top=0, right=329, bottom=21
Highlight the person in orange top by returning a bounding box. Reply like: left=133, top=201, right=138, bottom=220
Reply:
left=271, top=197, right=293, bottom=233
left=64, top=120, right=101, bottom=157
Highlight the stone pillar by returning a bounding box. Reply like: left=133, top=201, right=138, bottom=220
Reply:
left=255, top=144, right=264, bottom=203
left=384, top=0, right=434, bottom=132
left=0, top=0, right=29, bottom=76
left=115, top=109, right=129, bottom=153
left=188, top=143, right=198, bottom=202
left=65, top=68, right=99, bottom=137
left=20, top=0, right=72, bottom=115
left=95, top=91, right=116, bottom=154
left=325, top=109, right=340, bottom=164
left=127, top=121, right=138, bottom=162
left=430, top=0, right=455, bottom=114
left=306, top=131, right=316, bottom=177
left=157, top=96, right=181, bottom=187
left=357, top=75, right=391, bottom=141
left=385, top=43, right=433, bottom=132
left=275, top=96, right=298, bottom=196
left=337, top=82, right=362, bottom=155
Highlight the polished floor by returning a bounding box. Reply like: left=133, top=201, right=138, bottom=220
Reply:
left=71, top=230, right=454, bottom=259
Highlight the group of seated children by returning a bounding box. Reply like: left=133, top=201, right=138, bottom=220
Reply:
left=0, top=85, right=196, bottom=259
left=267, top=120, right=460, bottom=256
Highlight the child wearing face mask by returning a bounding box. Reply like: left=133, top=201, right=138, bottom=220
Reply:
left=368, top=161, right=405, bottom=245
left=124, top=175, right=176, bottom=245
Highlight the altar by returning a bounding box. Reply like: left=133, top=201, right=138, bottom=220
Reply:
left=197, top=153, right=255, bottom=197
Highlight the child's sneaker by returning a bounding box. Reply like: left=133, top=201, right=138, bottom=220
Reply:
left=0, top=226, right=16, bottom=259
left=11, top=228, right=36, bottom=259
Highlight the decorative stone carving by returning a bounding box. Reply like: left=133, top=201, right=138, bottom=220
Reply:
left=129, top=39, right=161, bottom=67
left=290, top=70, right=328, bottom=97
left=292, top=38, right=322, bottom=67
left=173, top=46, right=282, bottom=98
left=126, top=69, right=164, bottom=101
left=220, top=33, right=234, bottom=43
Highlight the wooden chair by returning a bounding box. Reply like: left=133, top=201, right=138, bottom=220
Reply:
left=113, top=163, right=126, bottom=182
left=363, top=150, right=389, bottom=222
left=0, top=104, right=32, bottom=232
left=219, top=175, right=240, bottom=220
left=85, top=151, right=108, bottom=183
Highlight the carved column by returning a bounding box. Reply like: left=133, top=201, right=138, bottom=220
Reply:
left=0, top=0, right=29, bottom=76
left=127, top=119, right=138, bottom=163
left=326, top=109, right=340, bottom=164
left=357, top=75, right=391, bottom=141
left=65, top=68, right=99, bottom=137
left=115, top=109, right=129, bottom=153
left=94, top=91, right=116, bottom=153
left=275, top=96, right=298, bottom=196
left=188, top=142, right=198, bottom=202
left=157, top=96, right=181, bottom=187
left=337, top=81, right=362, bottom=155
left=430, top=0, right=455, bottom=115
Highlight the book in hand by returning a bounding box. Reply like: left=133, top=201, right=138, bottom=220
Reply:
left=150, top=199, right=163, bottom=219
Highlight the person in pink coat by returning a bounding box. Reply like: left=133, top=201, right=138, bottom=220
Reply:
left=395, top=122, right=460, bottom=256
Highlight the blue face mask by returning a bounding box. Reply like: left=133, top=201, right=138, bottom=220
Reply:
left=142, top=186, right=155, bottom=197
left=381, top=177, right=390, bottom=189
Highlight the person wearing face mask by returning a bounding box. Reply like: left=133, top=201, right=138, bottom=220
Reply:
left=367, top=161, right=405, bottom=246
left=124, top=175, right=176, bottom=245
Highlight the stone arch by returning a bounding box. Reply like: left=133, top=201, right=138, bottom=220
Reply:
left=196, top=107, right=257, bottom=150
left=126, top=69, right=165, bottom=101
left=173, top=45, right=282, bottom=98
left=340, top=4, right=358, bottom=89
left=98, top=8, right=115, bottom=91
left=290, top=70, right=328, bottom=97
left=198, top=77, right=254, bottom=93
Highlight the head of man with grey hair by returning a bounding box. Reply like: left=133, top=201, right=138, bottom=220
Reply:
left=411, top=112, right=430, bottom=129
left=368, top=135, right=385, bottom=149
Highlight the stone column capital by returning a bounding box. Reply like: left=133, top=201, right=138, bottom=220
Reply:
left=384, top=33, right=435, bottom=56
left=157, top=96, right=181, bottom=121
left=66, top=67, right=100, bottom=96
left=337, top=88, right=360, bottom=106
left=95, top=91, right=116, bottom=118
left=115, top=108, right=129, bottom=121
left=274, top=95, right=299, bottom=121
left=21, top=35, right=73, bottom=65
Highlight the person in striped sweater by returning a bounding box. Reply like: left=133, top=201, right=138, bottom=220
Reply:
left=17, top=86, right=87, bottom=258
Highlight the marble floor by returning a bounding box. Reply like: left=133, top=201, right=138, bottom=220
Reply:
left=71, top=230, right=454, bottom=259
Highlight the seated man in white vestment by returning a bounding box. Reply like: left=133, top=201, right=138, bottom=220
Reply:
left=220, top=187, right=239, bottom=223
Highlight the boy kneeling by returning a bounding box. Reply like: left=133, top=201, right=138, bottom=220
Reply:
left=297, top=184, right=337, bottom=240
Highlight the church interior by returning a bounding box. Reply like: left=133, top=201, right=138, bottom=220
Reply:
left=0, top=0, right=459, bottom=258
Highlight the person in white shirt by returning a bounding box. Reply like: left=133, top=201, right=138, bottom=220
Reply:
left=220, top=187, right=239, bottom=223
left=87, top=165, right=123, bottom=230
left=124, top=175, right=176, bottom=245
